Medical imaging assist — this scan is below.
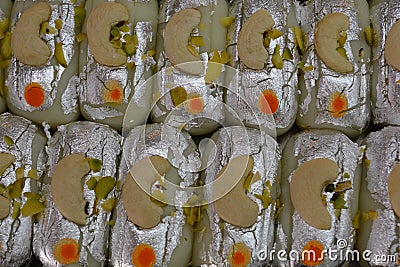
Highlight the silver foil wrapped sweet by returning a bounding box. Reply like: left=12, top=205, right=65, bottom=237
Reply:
left=295, top=0, right=371, bottom=138
left=0, top=0, right=12, bottom=114
left=33, top=121, right=122, bottom=266
left=277, top=129, right=363, bottom=267
left=192, top=126, right=280, bottom=266
left=0, top=113, right=47, bottom=266
left=6, top=0, right=84, bottom=127
left=370, top=0, right=400, bottom=125
left=357, top=126, right=400, bottom=267
left=109, top=123, right=201, bottom=266
left=79, top=0, right=158, bottom=131
left=151, top=0, right=227, bottom=135
left=225, top=0, right=298, bottom=137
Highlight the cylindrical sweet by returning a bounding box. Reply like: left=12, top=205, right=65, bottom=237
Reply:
left=5, top=0, right=84, bottom=127
left=79, top=0, right=158, bottom=131
left=192, top=126, right=280, bottom=266
left=109, top=124, right=201, bottom=266
left=357, top=126, right=400, bottom=267
left=150, top=0, right=227, bottom=135
left=370, top=1, right=400, bottom=125
left=224, top=0, right=298, bottom=136
left=295, top=0, right=371, bottom=137
left=277, top=129, right=363, bottom=266
left=0, top=113, right=47, bottom=266
left=33, top=121, right=122, bottom=266
left=0, top=0, right=12, bottom=114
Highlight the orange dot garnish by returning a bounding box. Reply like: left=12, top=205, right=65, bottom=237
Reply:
left=24, top=82, right=45, bottom=108
left=228, top=242, right=251, bottom=267
left=327, top=91, right=348, bottom=118
left=53, top=238, right=80, bottom=265
left=302, top=240, right=325, bottom=266
left=132, top=243, right=156, bottom=267
left=110, top=89, right=122, bottom=100
left=258, top=89, right=279, bottom=114
left=101, top=80, right=124, bottom=104
left=185, top=92, right=204, bottom=114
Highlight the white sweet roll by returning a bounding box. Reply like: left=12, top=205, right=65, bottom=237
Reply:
left=277, top=129, right=362, bottom=267
left=109, top=124, right=201, bottom=266
left=33, top=121, right=122, bottom=266
left=150, top=0, right=228, bottom=135
left=0, top=0, right=12, bottom=114
left=0, top=113, right=47, bottom=266
left=294, top=0, right=371, bottom=138
left=79, top=0, right=158, bottom=131
left=224, top=0, right=299, bottom=137
left=357, top=126, right=400, bottom=267
left=5, top=0, right=83, bottom=127
left=370, top=0, right=400, bottom=125
left=192, top=126, right=280, bottom=266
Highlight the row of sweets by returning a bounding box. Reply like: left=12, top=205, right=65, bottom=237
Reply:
left=0, top=0, right=398, bottom=138
left=0, top=112, right=398, bottom=266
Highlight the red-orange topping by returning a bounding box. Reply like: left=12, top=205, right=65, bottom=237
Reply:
left=258, top=89, right=279, bottom=114
left=101, top=80, right=124, bottom=104
left=302, top=240, right=325, bottom=266
left=228, top=242, right=251, bottom=267
left=185, top=92, right=204, bottom=114
left=53, top=238, right=80, bottom=265
left=24, top=82, right=45, bottom=107
left=132, top=243, right=156, bottom=267
left=327, top=91, right=348, bottom=118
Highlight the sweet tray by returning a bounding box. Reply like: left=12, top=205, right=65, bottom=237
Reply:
left=0, top=0, right=399, bottom=266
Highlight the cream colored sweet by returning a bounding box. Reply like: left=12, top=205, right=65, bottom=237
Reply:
left=110, top=124, right=200, bottom=266
left=388, top=163, right=400, bottom=218
left=384, top=19, right=400, bottom=71
left=237, top=9, right=275, bottom=70
left=193, top=127, right=280, bottom=266
left=277, top=129, right=362, bottom=267
left=122, top=156, right=169, bottom=228
left=6, top=0, right=82, bottom=128
left=370, top=1, right=400, bottom=125
left=0, top=0, right=12, bottom=114
left=224, top=0, right=299, bottom=137
left=213, top=155, right=259, bottom=227
left=79, top=0, right=158, bottom=131
left=0, top=195, right=8, bottom=220
left=0, top=113, right=47, bottom=266
left=159, top=1, right=228, bottom=63
left=295, top=0, right=370, bottom=137
left=314, top=12, right=353, bottom=73
left=50, top=154, right=90, bottom=226
left=0, top=152, right=15, bottom=176
left=290, top=158, right=339, bottom=230
left=0, top=0, right=11, bottom=24
left=164, top=8, right=203, bottom=74
left=86, top=2, right=129, bottom=66
left=357, top=126, right=400, bottom=267
left=152, top=0, right=228, bottom=135
left=34, top=121, right=121, bottom=267
left=11, top=2, right=51, bottom=66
